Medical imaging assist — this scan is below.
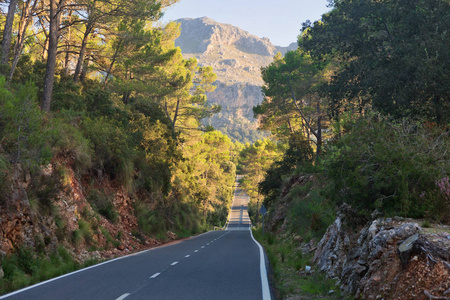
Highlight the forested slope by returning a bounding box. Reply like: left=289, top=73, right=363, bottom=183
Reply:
left=241, top=0, right=450, bottom=298
left=0, top=0, right=236, bottom=293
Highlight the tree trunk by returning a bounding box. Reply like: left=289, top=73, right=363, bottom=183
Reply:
left=79, top=54, right=90, bottom=82
left=316, top=100, right=322, bottom=161
left=73, top=24, right=92, bottom=82
left=290, top=85, right=323, bottom=159
left=41, top=0, right=65, bottom=112
left=9, top=0, right=37, bottom=81
left=64, top=10, right=73, bottom=75
left=1, top=0, right=19, bottom=66
left=103, top=39, right=122, bottom=86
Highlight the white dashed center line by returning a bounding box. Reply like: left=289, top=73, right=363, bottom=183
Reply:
left=116, top=293, right=130, bottom=300
left=171, top=261, right=179, bottom=266
left=150, top=273, right=160, bottom=279
left=185, top=255, right=190, bottom=258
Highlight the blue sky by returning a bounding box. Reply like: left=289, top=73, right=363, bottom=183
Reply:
left=161, top=0, right=331, bottom=46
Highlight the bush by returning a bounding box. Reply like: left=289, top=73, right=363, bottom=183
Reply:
left=289, top=189, right=336, bottom=241
left=259, top=136, right=313, bottom=208
left=0, top=77, right=52, bottom=167
left=51, top=115, right=93, bottom=173
left=87, top=189, right=118, bottom=223
left=323, top=115, right=450, bottom=221
left=81, top=117, right=135, bottom=188
left=0, top=245, right=85, bottom=294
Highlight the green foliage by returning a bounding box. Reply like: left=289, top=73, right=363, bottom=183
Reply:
left=0, top=77, right=52, bottom=167
left=27, top=169, right=61, bottom=215
left=323, top=115, right=450, bottom=220
left=302, top=0, right=450, bottom=124
left=252, top=227, right=342, bottom=299
left=259, top=137, right=314, bottom=208
left=81, top=117, right=135, bottom=188
left=87, top=189, right=118, bottom=223
left=289, top=189, right=336, bottom=241
left=0, top=246, right=93, bottom=295
left=171, top=130, right=236, bottom=229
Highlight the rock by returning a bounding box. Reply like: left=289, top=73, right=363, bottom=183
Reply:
left=166, top=231, right=177, bottom=240
left=117, top=245, right=125, bottom=251
left=397, top=233, right=419, bottom=269
left=0, top=266, right=4, bottom=278
left=424, top=290, right=449, bottom=299
left=313, top=211, right=450, bottom=299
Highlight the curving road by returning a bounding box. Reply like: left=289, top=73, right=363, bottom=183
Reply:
left=0, top=177, right=271, bottom=300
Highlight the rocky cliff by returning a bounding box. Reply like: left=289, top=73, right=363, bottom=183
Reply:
left=174, top=17, right=297, bottom=143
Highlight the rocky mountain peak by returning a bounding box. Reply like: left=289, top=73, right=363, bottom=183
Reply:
left=175, top=17, right=288, bottom=57
left=174, top=17, right=297, bottom=143
left=175, top=17, right=297, bottom=85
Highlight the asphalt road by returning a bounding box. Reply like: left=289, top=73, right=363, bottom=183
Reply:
left=1, top=178, right=271, bottom=300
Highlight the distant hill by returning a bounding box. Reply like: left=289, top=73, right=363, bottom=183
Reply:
left=174, top=17, right=297, bottom=143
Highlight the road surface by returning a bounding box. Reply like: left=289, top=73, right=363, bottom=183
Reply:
left=0, top=177, right=271, bottom=300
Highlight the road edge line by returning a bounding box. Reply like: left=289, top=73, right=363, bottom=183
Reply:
left=0, top=253, right=131, bottom=299
left=250, top=229, right=272, bottom=300
left=0, top=230, right=219, bottom=299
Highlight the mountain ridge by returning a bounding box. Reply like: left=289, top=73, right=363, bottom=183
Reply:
left=174, top=17, right=297, bottom=143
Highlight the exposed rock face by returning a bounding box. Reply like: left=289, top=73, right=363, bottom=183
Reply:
left=314, top=204, right=450, bottom=299
left=174, top=17, right=297, bottom=142
left=1, top=164, right=35, bottom=254
left=0, top=161, right=159, bottom=262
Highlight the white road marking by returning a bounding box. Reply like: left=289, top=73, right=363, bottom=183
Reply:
left=150, top=273, right=161, bottom=279
left=171, top=261, right=179, bottom=266
left=201, top=246, right=205, bottom=248
left=116, top=293, right=130, bottom=300
left=185, top=255, right=190, bottom=258
left=194, top=250, right=198, bottom=252
left=250, top=230, right=271, bottom=300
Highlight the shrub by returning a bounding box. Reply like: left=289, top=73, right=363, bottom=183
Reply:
left=259, top=136, right=313, bottom=208
left=0, top=77, right=52, bottom=167
left=81, top=117, right=135, bottom=188
left=289, top=189, right=336, bottom=241
left=323, top=115, right=450, bottom=221
left=87, top=189, right=118, bottom=223
left=0, top=245, right=88, bottom=294
left=51, top=115, right=93, bottom=173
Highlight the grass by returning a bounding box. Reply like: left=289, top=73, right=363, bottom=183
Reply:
left=252, top=227, right=352, bottom=299
left=0, top=246, right=99, bottom=295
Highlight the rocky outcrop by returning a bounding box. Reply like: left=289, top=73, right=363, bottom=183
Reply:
left=174, top=17, right=297, bottom=142
left=1, top=164, right=37, bottom=254
left=0, top=160, right=161, bottom=263
left=314, top=204, right=450, bottom=299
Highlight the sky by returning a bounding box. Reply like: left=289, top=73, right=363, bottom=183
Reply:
left=161, top=0, right=331, bottom=47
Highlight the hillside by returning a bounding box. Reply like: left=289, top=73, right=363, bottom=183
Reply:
left=174, top=17, right=297, bottom=143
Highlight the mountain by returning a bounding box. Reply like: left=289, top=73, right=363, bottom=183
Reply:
left=174, top=17, right=297, bottom=143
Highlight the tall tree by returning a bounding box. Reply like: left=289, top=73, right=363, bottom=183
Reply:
left=1, top=0, right=19, bottom=67
left=41, top=0, right=66, bottom=112
left=8, top=0, right=39, bottom=80
left=302, top=0, right=450, bottom=124
left=257, top=50, right=330, bottom=159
